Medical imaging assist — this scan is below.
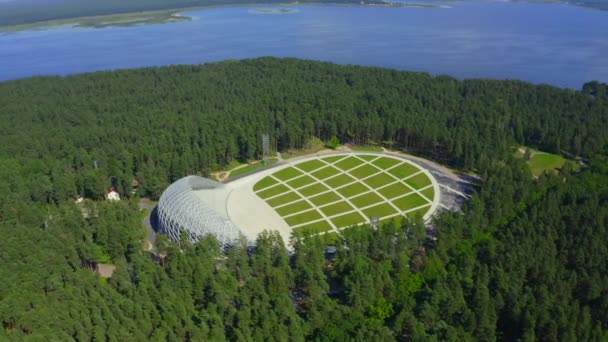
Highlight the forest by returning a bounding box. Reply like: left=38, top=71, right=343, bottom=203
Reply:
left=0, top=58, right=606, bottom=340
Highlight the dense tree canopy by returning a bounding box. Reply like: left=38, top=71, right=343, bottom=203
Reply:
left=0, top=58, right=607, bottom=340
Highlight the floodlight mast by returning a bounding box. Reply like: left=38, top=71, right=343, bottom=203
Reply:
left=262, top=133, right=270, bottom=164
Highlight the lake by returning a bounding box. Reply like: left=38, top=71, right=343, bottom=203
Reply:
left=1, top=1, right=607, bottom=88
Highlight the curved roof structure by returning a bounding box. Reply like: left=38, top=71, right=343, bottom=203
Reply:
left=157, top=176, right=242, bottom=248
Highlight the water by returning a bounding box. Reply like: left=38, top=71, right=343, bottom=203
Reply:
left=1, top=2, right=607, bottom=88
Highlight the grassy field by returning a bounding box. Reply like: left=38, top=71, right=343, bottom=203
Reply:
left=253, top=176, right=277, bottom=192
left=286, top=175, right=315, bottom=189
left=378, top=182, right=411, bottom=199
left=319, top=202, right=355, bottom=217
left=324, top=174, right=356, bottom=188
left=349, top=192, right=383, bottom=208
left=254, top=154, right=436, bottom=235
left=351, top=145, right=383, bottom=152
left=276, top=200, right=312, bottom=217
left=257, top=184, right=289, bottom=199
left=515, top=146, right=580, bottom=177
left=267, top=192, right=301, bottom=207
left=331, top=212, right=366, bottom=227
left=229, top=159, right=277, bottom=179
left=362, top=203, right=398, bottom=218
left=309, top=192, right=342, bottom=206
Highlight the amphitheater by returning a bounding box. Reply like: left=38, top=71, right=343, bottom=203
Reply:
left=157, top=151, right=467, bottom=247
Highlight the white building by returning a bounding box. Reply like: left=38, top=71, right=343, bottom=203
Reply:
left=106, top=190, right=120, bottom=201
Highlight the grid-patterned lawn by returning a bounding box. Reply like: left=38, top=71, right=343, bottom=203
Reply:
left=334, top=157, right=364, bottom=171
left=349, top=164, right=380, bottom=179
left=254, top=154, right=436, bottom=235
left=285, top=209, right=323, bottom=227
left=331, top=212, right=366, bottom=228
left=274, top=167, right=303, bottom=181
left=311, top=166, right=341, bottom=180
left=363, top=173, right=396, bottom=188
left=296, top=159, right=326, bottom=172
left=319, top=202, right=355, bottom=217
left=406, top=206, right=430, bottom=219
left=309, top=192, right=342, bottom=206
left=362, top=203, right=398, bottom=218
left=421, top=186, right=435, bottom=201
left=324, top=174, right=356, bottom=188
left=372, top=157, right=401, bottom=169
left=267, top=192, right=301, bottom=207
left=276, top=200, right=312, bottom=217
left=258, top=184, right=289, bottom=199
left=286, top=175, right=316, bottom=189
left=349, top=192, right=384, bottom=208
left=404, top=173, right=432, bottom=189
left=392, top=193, right=428, bottom=211
left=293, top=221, right=334, bottom=236
left=253, top=176, right=278, bottom=192
left=299, top=183, right=330, bottom=197
left=336, top=182, right=369, bottom=198
left=388, top=163, right=419, bottom=179
left=378, top=182, right=412, bottom=199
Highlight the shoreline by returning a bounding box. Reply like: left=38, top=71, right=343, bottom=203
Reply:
left=0, top=2, right=443, bottom=33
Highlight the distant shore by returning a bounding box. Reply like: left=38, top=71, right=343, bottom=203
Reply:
left=0, top=2, right=443, bottom=33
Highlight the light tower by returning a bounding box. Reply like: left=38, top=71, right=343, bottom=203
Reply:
left=262, top=133, right=270, bottom=165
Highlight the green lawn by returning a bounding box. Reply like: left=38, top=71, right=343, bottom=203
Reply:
left=293, top=221, right=334, bottom=236
left=273, top=167, right=303, bottom=181
left=372, top=157, right=401, bottom=169
left=276, top=200, right=312, bottom=217
left=295, top=159, right=326, bottom=172
left=388, top=163, right=419, bottom=179
left=320, top=202, right=355, bottom=217
left=356, top=155, right=379, bottom=161
left=362, top=173, right=396, bottom=188
left=330, top=212, right=366, bottom=228
left=299, top=183, right=330, bottom=197
left=257, top=184, right=289, bottom=199
left=337, top=182, right=369, bottom=198
left=351, top=145, right=383, bottom=152
left=309, top=192, right=342, bottom=206
left=349, top=192, right=384, bottom=208
left=311, top=166, right=341, bottom=180
left=392, top=193, right=429, bottom=211
left=324, top=174, right=356, bottom=188
left=406, top=207, right=429, bottom=219
left=286, top=175, right=316, bottom=189
left=266, top=192, right=301, bottom=207
left=377, top=182, right=412, bottom=199
left=334, top=157, right=364, bottom=171
left=349, top=164, right=380, bottom=179
left=420, top=186, right=435, bottom=201
left=362, top=203, right=398, bottom=219
left=285, top=209, right=323, bottom=227
left=253, top=176, right=278, bottom=192
left=404, top=173, right=432, bottom=190
left=528, top=153, right=579, bottom=176
left=322, top=155, right=346, bottom=164
left=229, top=159, right=277, bottom=178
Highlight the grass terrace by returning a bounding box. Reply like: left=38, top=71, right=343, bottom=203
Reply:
left=253, top=153, right=437, bottom=236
